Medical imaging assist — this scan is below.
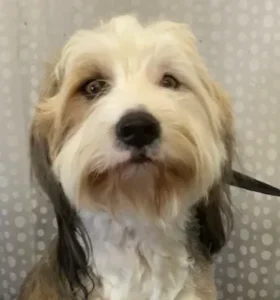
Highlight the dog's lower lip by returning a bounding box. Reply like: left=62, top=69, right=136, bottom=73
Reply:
left=130, top=156, right=152, bottom=164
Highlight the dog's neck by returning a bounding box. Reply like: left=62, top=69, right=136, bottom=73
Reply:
left=81, top=208, right=190, bottom=248
left=80, top=209, right=194, bottom=300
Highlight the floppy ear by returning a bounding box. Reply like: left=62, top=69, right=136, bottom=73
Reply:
left=193, top=81, right=234, bottom=256
left=194, top=175, right=233, bottom=256
left=30, top=62, right=95, bottom=298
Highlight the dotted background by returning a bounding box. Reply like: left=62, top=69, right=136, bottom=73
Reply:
left=0, top=0, right=280, bottom=299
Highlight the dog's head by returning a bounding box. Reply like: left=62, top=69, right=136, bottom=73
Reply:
left=30, top=15, right=234, bottom=297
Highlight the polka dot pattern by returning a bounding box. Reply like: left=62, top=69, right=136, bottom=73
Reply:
left=0, top=1, right=280, bottom=299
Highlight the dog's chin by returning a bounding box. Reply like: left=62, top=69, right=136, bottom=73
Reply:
left=81, top=151, right=198, bottom=217
left=87, top=152, right=193, bottom=194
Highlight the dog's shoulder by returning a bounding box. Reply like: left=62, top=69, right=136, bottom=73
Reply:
left=18, top=243, right=70, bottom=300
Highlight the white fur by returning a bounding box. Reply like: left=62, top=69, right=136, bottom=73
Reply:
left=49, top=15, right=227, bottom=300
left=81, top=209, right=198, bottom=300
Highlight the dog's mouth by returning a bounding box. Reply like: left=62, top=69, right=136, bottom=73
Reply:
left=87, top=151, right=156, bottom=188
left=130, top=150, right=152, bottom=164
left=89, top=150, right=154, bottom=178
left=87, top=149, right=194, bottom=199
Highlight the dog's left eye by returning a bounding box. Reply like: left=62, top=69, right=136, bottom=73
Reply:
left=159, top=74, right=180, bottom=89
left=82, top=79, right=110, bottom=99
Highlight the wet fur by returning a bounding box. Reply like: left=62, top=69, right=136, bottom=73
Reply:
left=19, top=15, right=234, bottom=300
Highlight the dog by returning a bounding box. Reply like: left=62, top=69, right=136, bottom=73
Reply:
left=19, top=15, right=234, bottom=300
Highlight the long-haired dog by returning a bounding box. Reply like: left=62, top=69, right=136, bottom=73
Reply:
left=19, top=15, right=234, bottom=300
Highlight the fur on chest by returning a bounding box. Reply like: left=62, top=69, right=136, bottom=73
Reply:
left=82, top=211, right=197, bottom=300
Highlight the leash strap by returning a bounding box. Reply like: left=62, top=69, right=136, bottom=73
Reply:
left=229, top=170, right=280, bottom=197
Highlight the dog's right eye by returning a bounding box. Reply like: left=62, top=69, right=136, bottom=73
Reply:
left=159, top=74, right=180, bottom=90
left=82, top=78, right=110, bottom=99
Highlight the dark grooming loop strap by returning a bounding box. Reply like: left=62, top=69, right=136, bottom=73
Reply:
left=229, top=170, right=280, bottom=197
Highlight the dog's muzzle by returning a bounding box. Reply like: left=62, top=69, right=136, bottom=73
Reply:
left=116, top=111, right=160, bottom=149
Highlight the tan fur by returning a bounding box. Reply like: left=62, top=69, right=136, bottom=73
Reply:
left=19, top=251, right=216, bottom=300
left=82, top=159, right=195, bottom=217
left=192, top=265, right=217, bottom=299
left=18, top=246, right=67, bottom=300
left=20, top=15, right=234, bottom=300
left=19, top=242, right=103, bottom=300
left=32, top=17, right=233, bottom=218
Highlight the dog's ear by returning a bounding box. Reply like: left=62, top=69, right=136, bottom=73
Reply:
left=30, top=61, right=60, bottom=196
left=194, top=176, right=233, bottom=256
left=30, top=62, right=95, bottom=298
left=194, top=81, right=234, bottom=256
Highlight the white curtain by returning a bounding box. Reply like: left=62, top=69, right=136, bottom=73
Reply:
left=0, top=0, right=280, bottom=299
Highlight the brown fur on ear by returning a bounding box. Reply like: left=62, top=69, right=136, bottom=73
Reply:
left=29, top=59, right=61, bottom=198
left=21, top=62, right=96, bottom=300
left=194, top=80, right=235, bottom=256
left=194, top=178, right=233, bottom=256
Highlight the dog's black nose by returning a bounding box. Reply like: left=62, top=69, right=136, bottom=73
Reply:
left=116, top=111, right=160, bottom=148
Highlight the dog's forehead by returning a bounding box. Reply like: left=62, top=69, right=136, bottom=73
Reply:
left=62, top=19, right=195, bottom=66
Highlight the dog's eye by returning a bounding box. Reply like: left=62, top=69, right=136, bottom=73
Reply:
left=160, top=74, right=180, bottom=89
left=83, top=79, right=109, bottom=98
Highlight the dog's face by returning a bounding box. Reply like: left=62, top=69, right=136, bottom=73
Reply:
left=31, top=16, right=233, bottom=220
